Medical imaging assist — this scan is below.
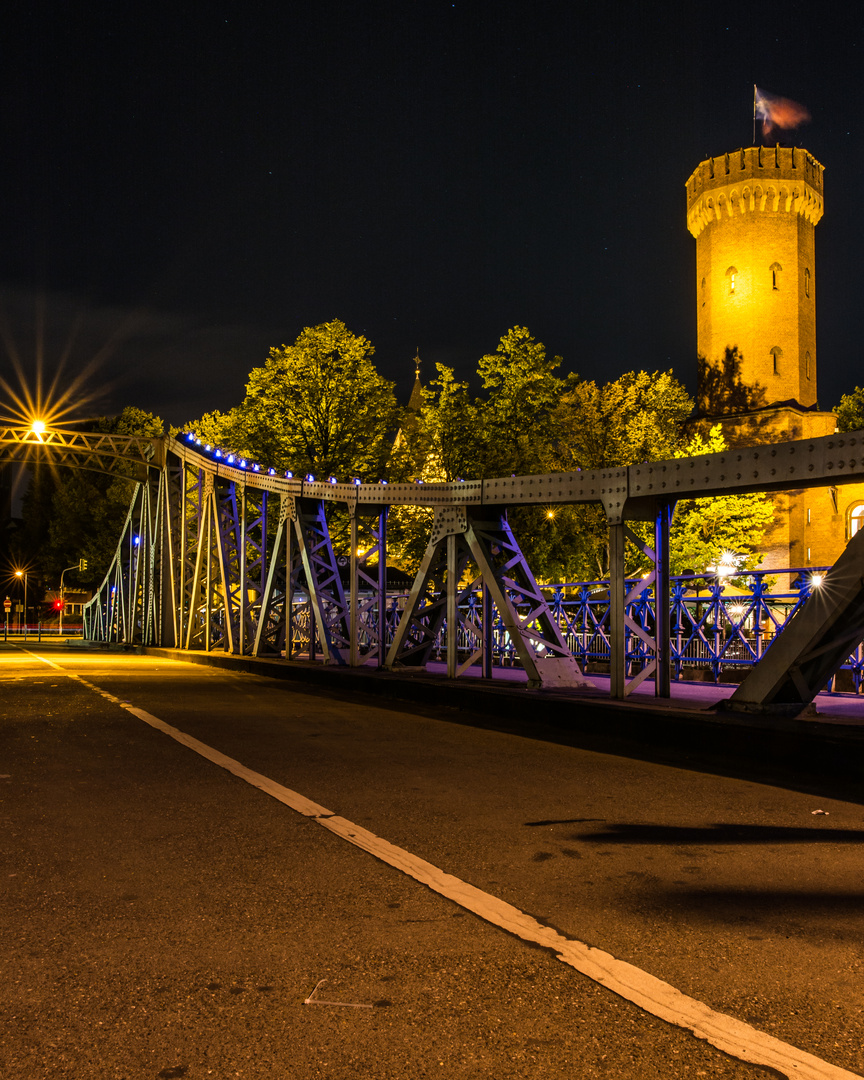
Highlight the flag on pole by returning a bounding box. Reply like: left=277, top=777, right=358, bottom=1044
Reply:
left=754, top=86, right=811, bottom=139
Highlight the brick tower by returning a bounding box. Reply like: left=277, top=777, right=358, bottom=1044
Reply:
left=686, top=145, right=824, bottom=407
left=684, top=146, right=864, bottom=574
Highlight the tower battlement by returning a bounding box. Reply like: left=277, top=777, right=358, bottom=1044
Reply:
left=686, top=146, right=824, bottom=238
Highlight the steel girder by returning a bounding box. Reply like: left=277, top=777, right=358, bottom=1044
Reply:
left=350, top=505, right=389, bottom=666
left=607, top=502, right=674, bottom=699
left=726, top=527, right=864, bottom=715
left=385, top=507, right=593, bottom=688
left=0, top=425, right=162, bottom=476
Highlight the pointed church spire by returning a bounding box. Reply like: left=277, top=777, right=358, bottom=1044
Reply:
left=407, top=348, right=423, bottom=414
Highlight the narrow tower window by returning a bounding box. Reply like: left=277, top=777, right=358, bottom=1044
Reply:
left=726, top=266, right=737, bottom=294
left=805, top=268, right=811, bottom=297
left=770, top=346, right=783, bottom=375
left=770, top=262, right=782, bottom=290
left=805, top=351, right=812, bottom=380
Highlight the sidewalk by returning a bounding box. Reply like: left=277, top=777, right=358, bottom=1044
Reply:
left=422, top=661, right=864, bottom=726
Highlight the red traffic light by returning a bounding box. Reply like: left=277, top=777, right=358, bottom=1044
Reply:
left=53, top=598, right=65, bottom=611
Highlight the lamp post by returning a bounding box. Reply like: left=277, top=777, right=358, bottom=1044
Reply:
left=14, top=570, right=27, bottom=640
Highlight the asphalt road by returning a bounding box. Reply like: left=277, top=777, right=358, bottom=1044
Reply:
left=1, top=644, right=862, bottom=1080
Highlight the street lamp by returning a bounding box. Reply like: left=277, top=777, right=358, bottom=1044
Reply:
left=14, top=569, right=27, bottom=639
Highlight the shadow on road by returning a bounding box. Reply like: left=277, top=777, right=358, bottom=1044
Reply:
left=566, top=823, right=864, bottom=844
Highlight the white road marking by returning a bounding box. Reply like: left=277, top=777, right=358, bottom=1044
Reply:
left=24, top=650, right=862, bottom=1080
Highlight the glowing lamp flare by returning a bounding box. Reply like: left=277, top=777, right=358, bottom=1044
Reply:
left=754, top=86, right=810, bottom=137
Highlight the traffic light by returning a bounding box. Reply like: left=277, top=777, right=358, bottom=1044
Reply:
left=78, top=558, right=88, bottom=572
left=53, top=598, right=65, bottom=611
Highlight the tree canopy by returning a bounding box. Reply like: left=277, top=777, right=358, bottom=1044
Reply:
left=835, top=386, right=864, bottom=433
left=230, top=320, right=401, bottom=480
left=418, top=326, right=573, bottom=482
left=669, top=425, right=774, bottom=575
left=553, top=369, right=692, bottom=471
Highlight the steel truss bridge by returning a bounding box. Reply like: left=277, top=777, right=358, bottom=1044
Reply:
left=5, top=422, right=864, bottom=716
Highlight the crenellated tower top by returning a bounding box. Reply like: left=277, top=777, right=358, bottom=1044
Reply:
left=686, top=146, right=824, bottom=239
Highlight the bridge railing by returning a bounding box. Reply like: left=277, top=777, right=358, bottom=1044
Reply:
left=274, top=567, right=862, bottom=694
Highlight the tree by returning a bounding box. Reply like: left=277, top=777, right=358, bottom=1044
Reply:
left=418, top=326, right=574, bottom=483
left=543, top=370, right=693, bottom=580
left=416, top=365, right=482, bottom=482
left=476, top=326, right=575, bottom=477
left=696, top=346, right=766, bottom=416
left=553, top=370, right=692, bottom=471
left=400, top=327, right=576, bottom=575
left=835, top=386, right=864, bottom=433
left=670, top=425, right=774, bottom=575
left=230, top=320, right=402, bottom=480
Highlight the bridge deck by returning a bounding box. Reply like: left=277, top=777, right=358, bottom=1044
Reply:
left=138, top=646, right=864, bottom=792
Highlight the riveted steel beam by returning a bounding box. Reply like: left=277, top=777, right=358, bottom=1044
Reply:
left=726, top=527, right=864, bottom=715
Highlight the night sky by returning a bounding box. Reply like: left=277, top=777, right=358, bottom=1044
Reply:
left=2, top=1, right=863, bottom=427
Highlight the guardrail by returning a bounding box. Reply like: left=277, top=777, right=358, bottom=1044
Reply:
left=271, top=566, right=861, bottom=694
left=2, top=623, right=85, bottom=641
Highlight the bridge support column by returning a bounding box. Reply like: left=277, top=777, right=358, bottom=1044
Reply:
left=609, top=523, right=626, bottom=699
left=607, top=500, right=675, bottom=700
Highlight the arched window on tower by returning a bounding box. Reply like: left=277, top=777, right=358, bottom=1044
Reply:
left=770, top=346, right=782, bottom=376
left=770, top=262, right=782, bottom=290
left=805, top=351, right=812, bottom=380
left=726, top=266, right=737, bottom=294
left=805, top=268, right=811, bottom=298
left=848, top=503, right=864, bottom=540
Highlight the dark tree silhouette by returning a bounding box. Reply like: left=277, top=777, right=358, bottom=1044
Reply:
left=697, top=347, right=767, bottom=416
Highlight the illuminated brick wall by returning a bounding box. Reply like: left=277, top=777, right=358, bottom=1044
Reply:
left=687, top=146, right=823, bottom=408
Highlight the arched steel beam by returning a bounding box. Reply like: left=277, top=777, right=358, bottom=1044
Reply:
left=0, top=425, right=164, bottom=478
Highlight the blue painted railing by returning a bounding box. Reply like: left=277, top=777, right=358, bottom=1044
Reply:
left=368, top=566, right=862, bottom=693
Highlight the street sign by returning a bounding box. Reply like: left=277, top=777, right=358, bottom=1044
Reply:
left=3, top=598, right=10, bottom=613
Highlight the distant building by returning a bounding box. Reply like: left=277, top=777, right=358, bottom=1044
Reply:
left=686, top=145, right=864, bottom=571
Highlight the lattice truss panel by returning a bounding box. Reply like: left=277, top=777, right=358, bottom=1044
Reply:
left=84, top=477, right=162, bottom=646
left=385, top=507, right=473, bottom=672
left=251, top=497, right=350, bottom=664
left=0, top=425, right=161, bottom=475
left=464, top=512, right=592, bottom=688
left=385, top=508, right=592, bottom=688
